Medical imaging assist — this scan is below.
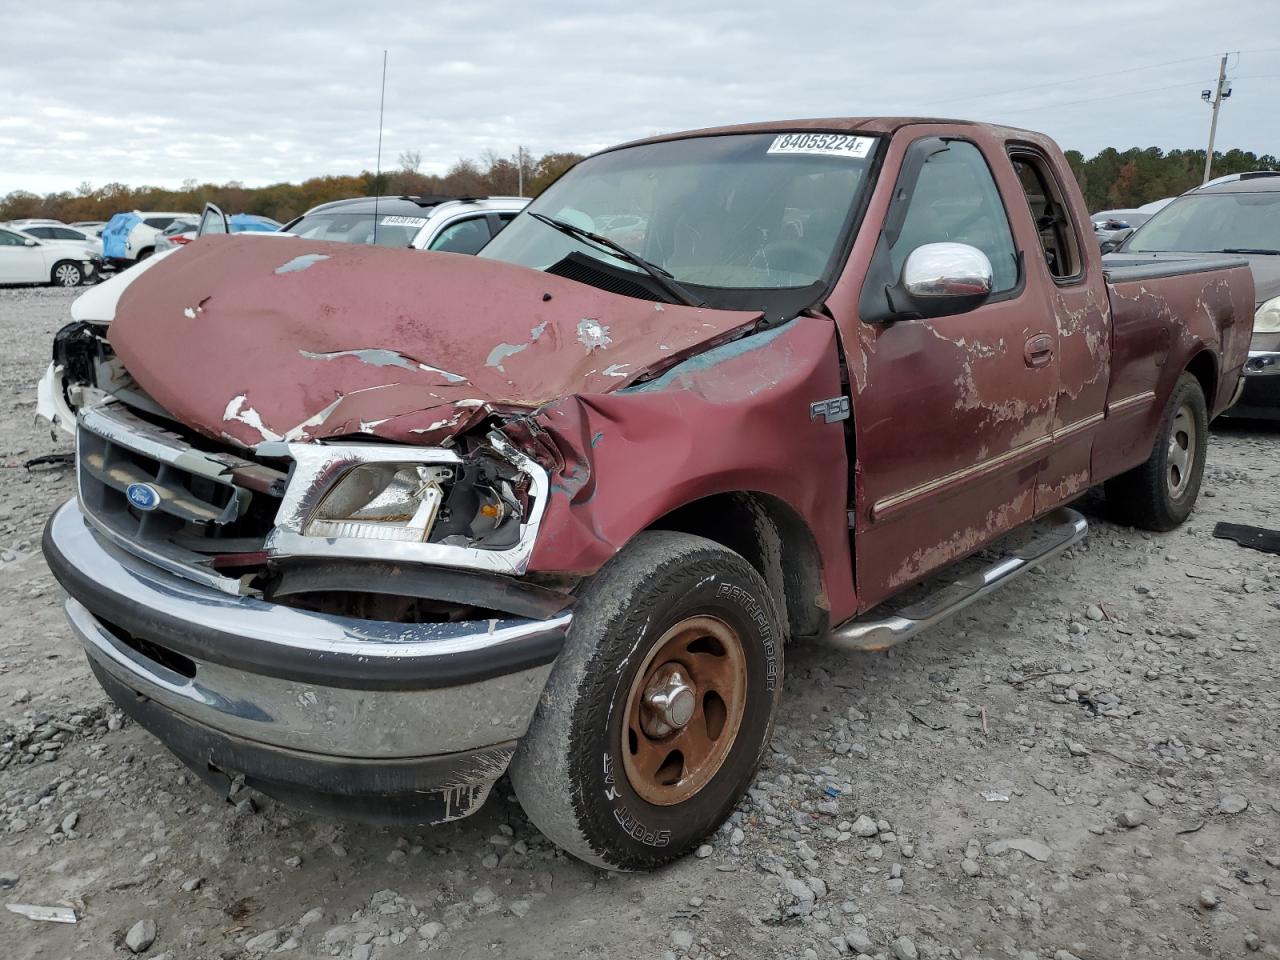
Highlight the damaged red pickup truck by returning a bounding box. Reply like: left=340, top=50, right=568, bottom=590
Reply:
left=43, top=118, right=1254, bottom=870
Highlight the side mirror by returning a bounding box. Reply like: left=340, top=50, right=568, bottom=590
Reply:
left=23, top=238, right=38, bottom=247
left=894, top=242, right=993, bottom=318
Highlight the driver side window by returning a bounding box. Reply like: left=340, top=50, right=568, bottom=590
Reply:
left=0, top=230, right=26, bottom=247
left=890, top=140, right=1019, bottom=294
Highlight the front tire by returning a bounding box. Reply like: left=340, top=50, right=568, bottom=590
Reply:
left=510, top=531, right=784, bottom=870
left=1105, top=373, right=1208, bottom=531
left=51, top=262, right=83, bottom=287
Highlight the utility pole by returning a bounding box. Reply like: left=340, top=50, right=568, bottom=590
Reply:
left=1202, top=53, right=1231, bottom=184
left=516, top=146, right=525, bottom=198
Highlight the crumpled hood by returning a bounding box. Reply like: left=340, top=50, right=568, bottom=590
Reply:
left=109, top=235, right=763, bottom=448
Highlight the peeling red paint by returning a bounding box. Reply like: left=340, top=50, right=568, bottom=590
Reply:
left=108, top=236, right=764, bottom=449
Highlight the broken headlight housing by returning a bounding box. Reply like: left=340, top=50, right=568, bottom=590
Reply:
left=267, top=433, right=547, bottom=574
left=305, top=463, right=454, bottom=542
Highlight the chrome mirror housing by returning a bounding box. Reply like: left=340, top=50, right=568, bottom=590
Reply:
left=901, top=242, right=993, bottom=299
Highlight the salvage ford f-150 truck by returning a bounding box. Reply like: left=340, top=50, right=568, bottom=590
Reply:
left=42, top=118, right=1253, bottom=870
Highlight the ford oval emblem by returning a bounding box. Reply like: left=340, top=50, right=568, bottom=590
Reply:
left=126, top=482, right=161, bottom=512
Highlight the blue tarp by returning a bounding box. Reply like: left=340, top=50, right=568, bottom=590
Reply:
left=229, top=214, right=280, bottom=233
left=102, top=212, right=141, bottom=259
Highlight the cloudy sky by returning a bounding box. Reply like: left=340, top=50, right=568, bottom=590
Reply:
left=2, top=0, right=1277, bottom=195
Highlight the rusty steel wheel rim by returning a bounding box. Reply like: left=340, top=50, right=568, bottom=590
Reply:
left=621, top=615, right=748, bottom=806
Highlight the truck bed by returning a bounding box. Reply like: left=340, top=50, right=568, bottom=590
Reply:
left=1102, top=251, right=1248, bottom=283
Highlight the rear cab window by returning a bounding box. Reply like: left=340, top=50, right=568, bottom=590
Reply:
left=1008, top=147, right=1083, bottom=282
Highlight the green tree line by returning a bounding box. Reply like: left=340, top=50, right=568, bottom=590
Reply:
left=2, top=144, right=1277, bottom=224
left=1064, top=146, right=1278, bottom=211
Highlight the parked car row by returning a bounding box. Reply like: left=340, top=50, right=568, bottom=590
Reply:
left=5, top=193, right=533, bottom=291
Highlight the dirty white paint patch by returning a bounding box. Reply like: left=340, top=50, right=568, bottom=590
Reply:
left=274, top=253, right=330, bottom=275
left=301, top=348, right=418, bottom=371
left=182, top=307, right=198, bottom=320
left=281, top=397, right=344, bottom=441
left=410, top=411, right=465, bottom=434
left=485, top=342, right=528, bottom=371
left=417, top=362, right=468, bottom=384
left=222, top=395, right=283, bottom=442
left=602, top=363, right=630, bottom=377
left=299, top=348, right=469, bottom=384
left=223, top=393, right=344, bottom=443
left=577, top=317, right=612, bottom=351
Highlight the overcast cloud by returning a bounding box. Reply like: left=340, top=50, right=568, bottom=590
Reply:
left=1, top=0, right=1277, bottom=194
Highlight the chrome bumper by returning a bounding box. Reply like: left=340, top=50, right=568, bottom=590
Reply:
left=43, top=499, right=569, bottom=821
left=1243, top=350, right=1280, bottom=377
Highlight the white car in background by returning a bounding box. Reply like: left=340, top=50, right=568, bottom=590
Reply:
left=0, top=225, right=98, bottom=287
left=281, top=195, right=529, bottom=251
left=8, top=220, right=104, bottom=256
left=101, top=210, right=198, bottom=269
left=70, top=220, right=107, bottom=237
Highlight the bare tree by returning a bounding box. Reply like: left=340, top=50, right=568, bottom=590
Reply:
left=398, top=149, right=422, bottom=174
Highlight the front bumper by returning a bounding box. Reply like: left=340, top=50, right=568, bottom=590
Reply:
left=1226, top=351, right=1280, bottom=420
left=43, top=499, right=569, bottom=823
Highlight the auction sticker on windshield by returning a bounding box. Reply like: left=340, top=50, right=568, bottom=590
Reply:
left=380, top=216, right=430, bottom=227
left=766, top=134, right=874, bottom=159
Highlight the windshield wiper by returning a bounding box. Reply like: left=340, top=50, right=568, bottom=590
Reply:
left=528, top=212, right=703, bottom=306
left=1221, top=247, right=1280, bottom=255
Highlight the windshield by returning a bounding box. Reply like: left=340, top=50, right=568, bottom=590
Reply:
left=480, top=132, right=877, bottom=305
left=287, top=212, right=424, bottom=247
left=1125, top=192, right=1280, bottom=253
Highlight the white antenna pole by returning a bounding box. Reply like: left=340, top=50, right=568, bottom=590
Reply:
left=371, top=50, right=388, bottom=243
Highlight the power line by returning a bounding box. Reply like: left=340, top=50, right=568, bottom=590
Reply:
left=918, top=53, right=1223, bottom=107
left=988, top=80, right=1215, bottom=116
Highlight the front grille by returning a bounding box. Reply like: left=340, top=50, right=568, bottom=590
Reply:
left=76, top=403, right=288, bottom=587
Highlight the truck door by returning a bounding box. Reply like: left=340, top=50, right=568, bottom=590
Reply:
left=848, top=136, right=1060, bottom=607
left=1006, top=146, right=1108, bottom=512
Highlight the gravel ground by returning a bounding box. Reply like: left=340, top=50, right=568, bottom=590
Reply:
left=1, top=285, right=1278, bottom=960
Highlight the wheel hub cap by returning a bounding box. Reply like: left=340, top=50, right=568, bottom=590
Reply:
left=640, top=666, right=696, bottom=737
left=1166, top=403, right=1196, bottom=499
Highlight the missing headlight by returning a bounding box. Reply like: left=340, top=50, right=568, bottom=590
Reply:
left=431, top=455, right=526, bottom=550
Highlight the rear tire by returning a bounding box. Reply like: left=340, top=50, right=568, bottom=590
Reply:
left=51, top=262, right=83, bottom=287
left=509, top=531, right=784, bottom=870
left=1105, top=373, right=1208, bottom=531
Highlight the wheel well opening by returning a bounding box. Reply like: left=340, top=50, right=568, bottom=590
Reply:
left=1185, top=350, right=1217, bottom=408
left=648, top=492, right=828, bottom=642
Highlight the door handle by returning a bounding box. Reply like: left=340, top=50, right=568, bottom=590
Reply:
left=1024, top=334, right=1053, bottom=368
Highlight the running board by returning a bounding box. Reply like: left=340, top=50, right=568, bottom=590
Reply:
left=828, top=507, right=1089, bottom=653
